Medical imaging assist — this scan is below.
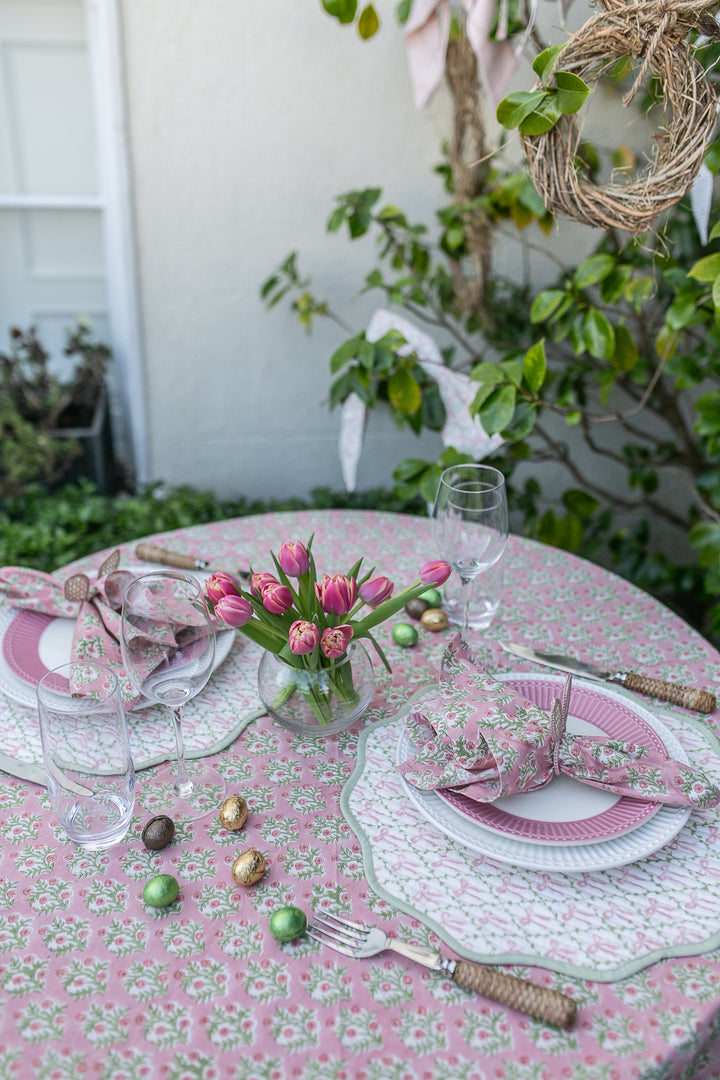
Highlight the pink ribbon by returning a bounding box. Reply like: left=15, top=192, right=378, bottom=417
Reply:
left=404, top=0, right=520, bottom=107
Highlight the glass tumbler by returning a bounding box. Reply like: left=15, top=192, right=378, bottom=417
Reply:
left=37, top=661, right=135, bottom=849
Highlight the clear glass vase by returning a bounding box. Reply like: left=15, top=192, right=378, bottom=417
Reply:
left=257, top=642, right=375, bottom=736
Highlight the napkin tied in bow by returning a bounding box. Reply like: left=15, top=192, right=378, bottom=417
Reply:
left=0, top=552, right=140, bottom=705
left=399, top=636, right=720, bottom=809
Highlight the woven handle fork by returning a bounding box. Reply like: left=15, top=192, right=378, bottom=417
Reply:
left=452, top=960, right=577, bottom=1027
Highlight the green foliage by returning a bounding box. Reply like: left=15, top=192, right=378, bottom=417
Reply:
left=0, top=480, right=424, bottom=573
left=261, top=4, right=720, bottom=644
left=0, top=323, right=110, bottom=497
left=496, top=47, right=591, bottom=135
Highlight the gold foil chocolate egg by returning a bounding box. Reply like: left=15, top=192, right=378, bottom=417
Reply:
left=142, top=874, right=179, bottom=908
left=141, top=815, right=175, bottom=851
left=219, top=794, right=248, bottom=831
left=405, top=597, right=430, bottom=620
left=392, top=622, right=419, bottom=648
left=231, top=849, right=267, bottom=886
left=420, top=588, right=442, bottom=608
left=269, top=905, right=307, bottom=942
left=421, top=608, right=448, bottom=632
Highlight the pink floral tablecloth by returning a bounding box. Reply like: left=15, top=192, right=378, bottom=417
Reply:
left=1, top=509, right=720, bottom=1080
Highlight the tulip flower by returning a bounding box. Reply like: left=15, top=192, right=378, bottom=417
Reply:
left=205, top=571, right=242, bottom=606
left=278, top=540, right=310, bottom=577
left=262, top=581, right=294, bottom=615
left=288, top=619, right=319, bottom=655
left=314, top=573, right=357, bottom=616
left=320, top=624, right=353, bottom=659
left=358, top=575, right=393, bottom=608
left=251, top=572, right=278, bottom=597
left=420, top=560, right=452, bottom=586
left=215, top=594, right=253, bottom=628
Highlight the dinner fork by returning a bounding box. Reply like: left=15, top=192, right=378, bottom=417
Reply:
left=308, top=911, right=577, bottom=1028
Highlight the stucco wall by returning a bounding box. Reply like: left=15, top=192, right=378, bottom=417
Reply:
left=118, top=0, right=602, bottom=500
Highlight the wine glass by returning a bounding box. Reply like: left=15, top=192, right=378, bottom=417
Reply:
left=431, top=463, right=509, bottom=630
left=121, top=571, right=226, bottom=820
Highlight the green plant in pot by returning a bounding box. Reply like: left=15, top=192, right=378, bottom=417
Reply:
left=0, top=321, right=112, bottom=497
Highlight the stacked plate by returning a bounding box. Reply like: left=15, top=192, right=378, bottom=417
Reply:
left=0, top=605, right=235, bottom=711
left=397, top=674, right=691, bottom=873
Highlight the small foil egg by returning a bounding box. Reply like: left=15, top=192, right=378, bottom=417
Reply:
left=420, top=588, right=443, bottom=608
left=219, top=794, right=248, bottom=831
left=405, top=597, right=429, bottom=620
left=421, top=608, right=449, bottom=632
left=231, top=849, right=267, bottom=887
left=141, top=814, right=175, bottom=851
left=269, top=905, right=307, bottom=943
left=142, top=873, right=179, bottom=908
left=392, top=622, right=419, bottom=648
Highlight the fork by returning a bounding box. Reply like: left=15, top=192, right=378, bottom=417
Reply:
left=308, top=911, right=577, bottom=1028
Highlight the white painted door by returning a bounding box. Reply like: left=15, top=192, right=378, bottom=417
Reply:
left=0, top=0, right=109, bottom=378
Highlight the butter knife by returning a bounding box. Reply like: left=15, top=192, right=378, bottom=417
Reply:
left=135, top=544, right=250, bottom=583
left=499, top=641, right=716, bottom=714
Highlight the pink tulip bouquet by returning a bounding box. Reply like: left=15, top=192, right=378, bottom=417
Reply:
left=204, top=536, right=451, bottom=726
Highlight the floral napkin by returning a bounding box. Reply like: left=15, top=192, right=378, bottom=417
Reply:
left=0, top=552, right=141, bottom=705
left=398, top=636, right=720, bottom=808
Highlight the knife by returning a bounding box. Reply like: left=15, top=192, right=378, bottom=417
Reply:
left=0, top=751, right=47, bottom=787
left=135, top=544, right=250, bottom=584
left=499, top=641, right=717, bottom=714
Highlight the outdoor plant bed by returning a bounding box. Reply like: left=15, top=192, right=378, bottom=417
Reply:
left=0, top=322, right=116, bottom=497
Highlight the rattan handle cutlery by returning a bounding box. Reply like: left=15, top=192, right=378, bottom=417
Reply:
left=308, top=911, right=576, bottom=1028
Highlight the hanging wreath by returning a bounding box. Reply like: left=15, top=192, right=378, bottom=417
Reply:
left=515, top=0, right=720, bottom=233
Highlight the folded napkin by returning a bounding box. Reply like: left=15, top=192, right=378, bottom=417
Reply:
left=0, top=552, right=140, bottom=705
left=399, top=636, right=720, bottom=808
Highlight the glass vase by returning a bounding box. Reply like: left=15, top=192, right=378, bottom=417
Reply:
left=257, top=642, right=375, bottom=736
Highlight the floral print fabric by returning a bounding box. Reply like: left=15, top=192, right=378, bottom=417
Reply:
left=399, top=637, right=720, bottom=807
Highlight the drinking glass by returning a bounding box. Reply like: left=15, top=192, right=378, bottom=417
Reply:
left=37, top=661, right=135, bottom=849
left=431, top=463, right=509, bottom=629
left=121, top=571, right=226, bottom=820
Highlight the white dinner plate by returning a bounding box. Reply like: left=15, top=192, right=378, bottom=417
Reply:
left=396, top=673, right=692, bottom=872
left=0, top=604, right=236, bottom=711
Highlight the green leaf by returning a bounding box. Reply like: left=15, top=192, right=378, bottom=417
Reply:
left=574, top=253, right=616, bottom=289
left=522, top=340, right=546, bottom=394
left=395, top=0, right=412, bottom=24
left=330, top=337, right=361, bottom=374
left=530, top=289, right=566, bottom=323
left=624, top=276, right=655, bottom=311
left=357, top=4, right=379, bottom=38
left=388, top=367, right=422, bottom=414
left=477, top=385, right=517, bottom=434
left=611, top=324, right=639, bottom=371
left=470, top=361, right=505, bottom=387
left=584, top=309, right=615, bottom=361
left=712, top=276, right=720, bottom=311
left=709, top=218, right=720, bottom=241
left=518, top=105, right=558, bottom=136
left=496, top=90, right=548, bottom=130
left=554, top=70, right=591, bottom=115
left=327, top=206, right=347, bottom=232
left=562, top=489, right=599, bottom=517
left=689, top=253, right=720, bottom=282
left=419, top=466, right=444, bottom=505
left=322, top=0, right=358, bottom=23
left=532, top=44, right=565, bottom=85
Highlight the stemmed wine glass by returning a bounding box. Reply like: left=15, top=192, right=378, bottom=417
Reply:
left=431, top=464, right=509, bottom=629
left=121, top=571, right=226, bottom=820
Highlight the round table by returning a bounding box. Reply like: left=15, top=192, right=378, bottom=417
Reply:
left=0, top=509, right=719, bottom=1080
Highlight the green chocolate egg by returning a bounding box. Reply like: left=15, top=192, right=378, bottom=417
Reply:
left=143, top=874, right=179, bottom=908
left=419, top=588, right=442, bottom=608
left=392, top=622, right=419, bottom=648
left=269, top=905, right=307, bottom=943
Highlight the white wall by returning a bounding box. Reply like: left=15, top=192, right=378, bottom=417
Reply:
left=117, top=0, right=456, bottom=498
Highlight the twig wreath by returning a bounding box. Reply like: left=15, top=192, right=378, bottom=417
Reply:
left=515, top=0, right=720, bottom=233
